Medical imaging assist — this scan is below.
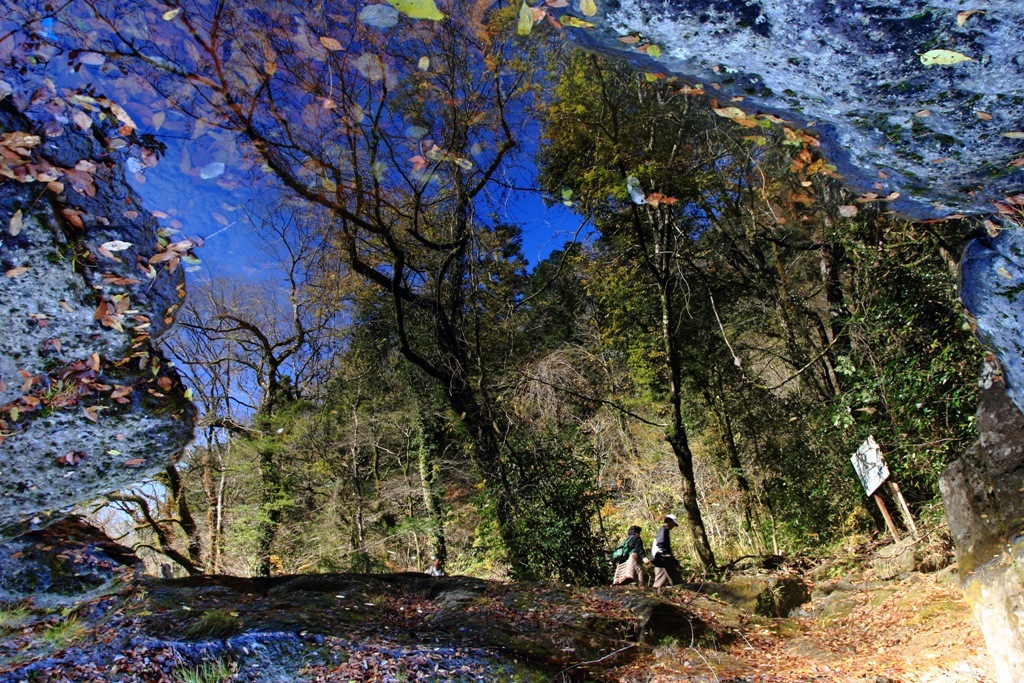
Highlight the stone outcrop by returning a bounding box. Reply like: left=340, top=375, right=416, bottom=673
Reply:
left=561, top=0, right=1024, bottom=220
left=0, top=89, right=195, bottom=539
left=940, top=377, right=1024, bottom=683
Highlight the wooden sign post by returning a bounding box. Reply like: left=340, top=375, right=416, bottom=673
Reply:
left=851, top=436, right=917, bottom=542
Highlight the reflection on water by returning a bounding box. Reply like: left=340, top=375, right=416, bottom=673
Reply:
left=0, top=0, right=575, bottom=280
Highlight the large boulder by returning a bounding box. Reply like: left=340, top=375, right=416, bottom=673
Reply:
left=560, top=0, right=1024, bottom=220
left=0, top=87, right=195, bottom=539
left=940, top=375, right=1024, bottom=683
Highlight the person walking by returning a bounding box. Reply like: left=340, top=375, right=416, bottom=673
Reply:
left=612, top=525, right=647, bottom=586
left=651, top=514, right=684, bottom=587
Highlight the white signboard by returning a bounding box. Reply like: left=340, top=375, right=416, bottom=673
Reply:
left=851, top=435, right=889, bottom=496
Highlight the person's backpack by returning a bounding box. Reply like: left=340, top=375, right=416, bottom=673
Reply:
left=611, top=537, right=632, bottom=563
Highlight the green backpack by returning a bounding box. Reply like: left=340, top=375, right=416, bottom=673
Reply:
left=611, top=537, right=632, bottom=563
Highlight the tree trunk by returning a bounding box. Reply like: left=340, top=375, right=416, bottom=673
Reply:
left=418, top=415, right=448, bottom=565
left=253, top=444, right=282, bottom=577
left=659, top=258, right=716, bottom=571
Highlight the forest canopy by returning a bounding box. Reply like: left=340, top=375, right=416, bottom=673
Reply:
left=0, top=0, right=981, bottom=582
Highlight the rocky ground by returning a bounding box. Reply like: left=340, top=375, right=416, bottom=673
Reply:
left=0, top=522, right=993, bottom=682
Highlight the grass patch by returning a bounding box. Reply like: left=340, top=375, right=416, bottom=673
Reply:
left=174, top=657, right=234, bottom=683
left=41, top=615, right=86, bottom=648
left=182, top=609, right=242, bottom=639
left=0, top=605, right=31, bottom=632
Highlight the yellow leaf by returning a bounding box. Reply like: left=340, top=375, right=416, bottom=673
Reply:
left=956, top=9, right=983, bottom=26
left=920, top=49, right=974, bottom=66
left=517, top=2, right=533, bottom=35
left=320, top=36, right=343, bottom=51
left=9, top=209, right=22, bottom=236
left=712, top=106, right=748, bottom=120
left=387, top=0, right=445, bottom=21
left=162, top=8, right=180, bottom=20
left=646, top=44, right=661, bottom=58
left=1002, top=132, right=1024, bottom=140
left=418, top=56, right=430, bottom=71
left=560, top=15, right=595, bottom=28
left=580, top=0, right=597, bottom=17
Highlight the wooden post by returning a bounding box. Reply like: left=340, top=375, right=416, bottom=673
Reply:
left=887, top=480, right=918, bottom=539
left=873, top=492, right=901, bottom=543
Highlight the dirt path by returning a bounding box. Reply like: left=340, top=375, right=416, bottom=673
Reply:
left=612, top=572, right=993, bottom=682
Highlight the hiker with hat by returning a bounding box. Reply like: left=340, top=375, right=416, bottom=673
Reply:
left=651, top=514, right=684, bottom=587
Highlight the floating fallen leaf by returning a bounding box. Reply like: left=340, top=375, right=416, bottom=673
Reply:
left=387, top=0, right=445, bottom=21
left=618, top=35, right=640, bottom=44
left=162, top=8, right=181, bottom=20
left=517, top=2, right=533, bottom=35
left=100, top=240, right=133, bottom=252
left=920, top=49, right=973, bottom=66
left=713, top=106, right=748, bottom=120
left=5, top=266, right=27, bottom=278
left=320, top=36, right=343, bottom=51
left=9, top=209, right=22, bottom=236
left=646, top=44, right=661, bottom=58
left=123, top=458, right=145, bottom=467
left=358, top=3, right=400, bottom=29
left=997, top=266, right=1013, bottom=279
left=976, top=111, right=992, bottom=121
left=56, top=451, right=87, bottom=466
left=560, top=15, right=595, bottom=28
left=355, top=53, right=385, bottom=81
left=1002, top=132, right=1024, bottom=139
left=956, top=9, right=983, bottom=26
left=199, top=162, right=225, bottom=179
left=580, top=0, right=596, bottom=17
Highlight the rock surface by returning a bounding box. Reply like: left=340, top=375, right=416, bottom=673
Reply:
left=0, top=90, right=195, bottom=539
left=563, top=0, right=1024, bottom=220
left=940, top=377, right=1024, bottom=683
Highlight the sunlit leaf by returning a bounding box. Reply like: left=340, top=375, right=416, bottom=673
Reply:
left=162, top=8, right=181, bottom=20
left=418, top=56, right=430, bottom=71
left=320, top=36, right=344, bottom=51
left=956, top=9, right=983, bottom=26
left=517, top=2, right=533, bottom=35
left=712, top=106, right=748, bottom=120
left=580, top=0, right=597, bottom=17
left=1002, top=132, right=1024, bottom=139
left=646, top=44, right=661, bottom=58
left=387, top=0, right=445, bottom=21
left=9, top=209, right=22, bottom=236
left=920, top=49, right=974, bottom=66
left=560, top=15, right=595, bottom=28
left=359, top=3, right=401, bottom=29
left=100, top=240, right=133, bottom=252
